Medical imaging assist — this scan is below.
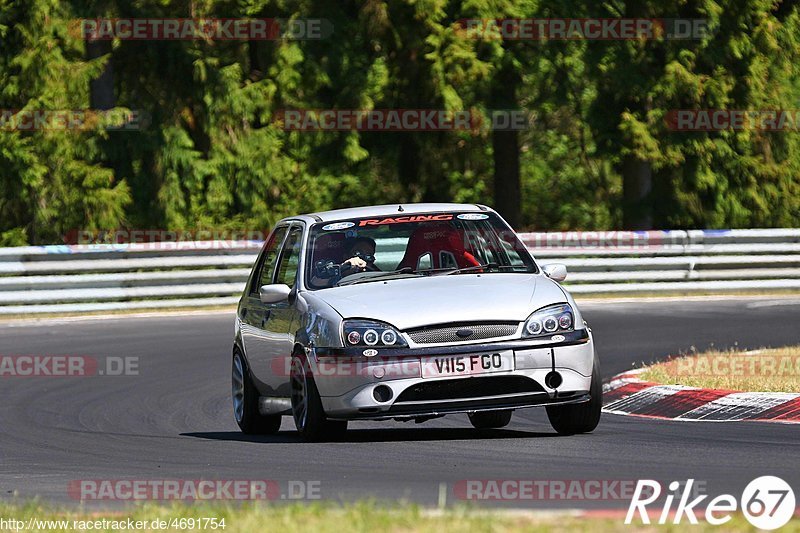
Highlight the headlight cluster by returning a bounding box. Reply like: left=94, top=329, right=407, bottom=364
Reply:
left=342, top=320, right=407, bottom=348
left=523, top=304, right=574, bottom=337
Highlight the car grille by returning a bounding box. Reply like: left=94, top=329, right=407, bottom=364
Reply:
left=396, top=376, right=544, bottom=403
left=406, top=323, right=518, bottom=344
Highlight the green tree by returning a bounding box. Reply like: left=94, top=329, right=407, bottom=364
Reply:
left=0, top=0, right=130, bottom=244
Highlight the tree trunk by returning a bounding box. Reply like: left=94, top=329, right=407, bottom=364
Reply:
left=491, top=61, right=521, bottom=229
left=621, top=155, right=653, bottom=229
left=399, top=134, right=421, bottom=200
left=492, top=129, right=521, bottom=228
left=86, top=39, right=115, bottom=110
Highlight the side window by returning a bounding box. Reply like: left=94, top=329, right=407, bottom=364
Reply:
left=275, top=226, right=303, bottom=287
left=251, top=226, right=288, bottom=294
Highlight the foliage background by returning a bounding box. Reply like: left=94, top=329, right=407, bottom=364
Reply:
left=0, top=0, right=798, bottom=245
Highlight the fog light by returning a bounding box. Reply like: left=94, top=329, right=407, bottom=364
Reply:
left=545, top=371, right=563, bottom=389
left=373, top=385, right=393, bottom=403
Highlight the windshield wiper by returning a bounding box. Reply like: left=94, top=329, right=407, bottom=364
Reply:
left=442, top=262, right=499, bottom=275
left=335, top=267, right=418, bottom=286
left=437, top=263, right=531, bottom=275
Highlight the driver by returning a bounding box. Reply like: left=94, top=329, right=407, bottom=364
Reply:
left=312, top=236, right=379, bottom=288
left=339, top=236, right=380, bottom=275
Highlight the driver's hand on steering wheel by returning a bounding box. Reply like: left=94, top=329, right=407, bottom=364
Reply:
left=343, top=256, right=367, bottom=271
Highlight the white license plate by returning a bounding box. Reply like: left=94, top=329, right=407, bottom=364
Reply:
left=421, top=350, right=514, bottom=379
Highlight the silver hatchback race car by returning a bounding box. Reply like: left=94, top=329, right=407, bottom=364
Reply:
left=232, top=203, right=601, bottom=440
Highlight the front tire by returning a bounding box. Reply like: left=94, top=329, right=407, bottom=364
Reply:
left=232, top=349, right=282, bottom=435
left=290, top=353, right=347, bottom=442
left=468, top=410, right=512, bottom=429
left=546, top=355, right=602, bottom=435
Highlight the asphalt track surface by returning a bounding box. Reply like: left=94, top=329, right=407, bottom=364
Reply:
left=1, top=297, right=799, bottom=508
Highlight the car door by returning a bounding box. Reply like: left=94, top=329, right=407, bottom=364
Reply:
left=247, top=223, right=305, bottom=396
left=240, top=224, right=288, bottom=393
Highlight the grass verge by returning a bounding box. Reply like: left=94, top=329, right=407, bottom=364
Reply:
left=638, top=345, right=800, bottom=392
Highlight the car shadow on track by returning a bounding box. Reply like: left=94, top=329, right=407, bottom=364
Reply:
left=181, top=427, right=558, bottom=443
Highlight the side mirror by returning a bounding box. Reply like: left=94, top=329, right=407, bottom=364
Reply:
left=542, top=263, right=567, bottom=282
left=259, top=284, right=291, bottom=304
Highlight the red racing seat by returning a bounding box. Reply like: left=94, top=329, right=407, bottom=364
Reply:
left=398, top=223, right=480, bottom=270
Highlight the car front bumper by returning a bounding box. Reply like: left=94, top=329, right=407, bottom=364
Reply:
left=312, top=329, right=596, bottom=420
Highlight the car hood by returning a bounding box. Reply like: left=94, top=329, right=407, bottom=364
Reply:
left=311, top=273, right=566, bottom=330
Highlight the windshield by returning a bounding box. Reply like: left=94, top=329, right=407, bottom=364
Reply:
left=305, top=212, right=537, bottom=290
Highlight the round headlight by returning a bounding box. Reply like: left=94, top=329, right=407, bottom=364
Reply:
left=363, top=329, right=379, bottom=346
left=347, top=331, right=361, bottom=345
left=380, top=329, right=397, bottom=345
left=526, top=319, right=543, bottom=335
left=558, top=313, right=572, bottom=330
left=543, top=317, right=558, bottom=332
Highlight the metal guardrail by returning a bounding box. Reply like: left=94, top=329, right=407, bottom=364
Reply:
left=1, top=229, right=798, bottom=314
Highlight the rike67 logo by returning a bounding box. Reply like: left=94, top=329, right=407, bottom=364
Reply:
left=626, top=476, right=796, bottom=530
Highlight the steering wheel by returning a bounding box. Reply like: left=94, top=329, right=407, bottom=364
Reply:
left=315, top=252, right=378, bottom=284
left=314, top=259, right=341, bottom=280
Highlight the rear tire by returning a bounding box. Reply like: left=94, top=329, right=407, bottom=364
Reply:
left=232, top=350, right=282, bottom=435
left=546, top=355, right=602, bottom=435
left=469, top=410, right=513, bottom=429
left=290, top=353, right=348, bottom=442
